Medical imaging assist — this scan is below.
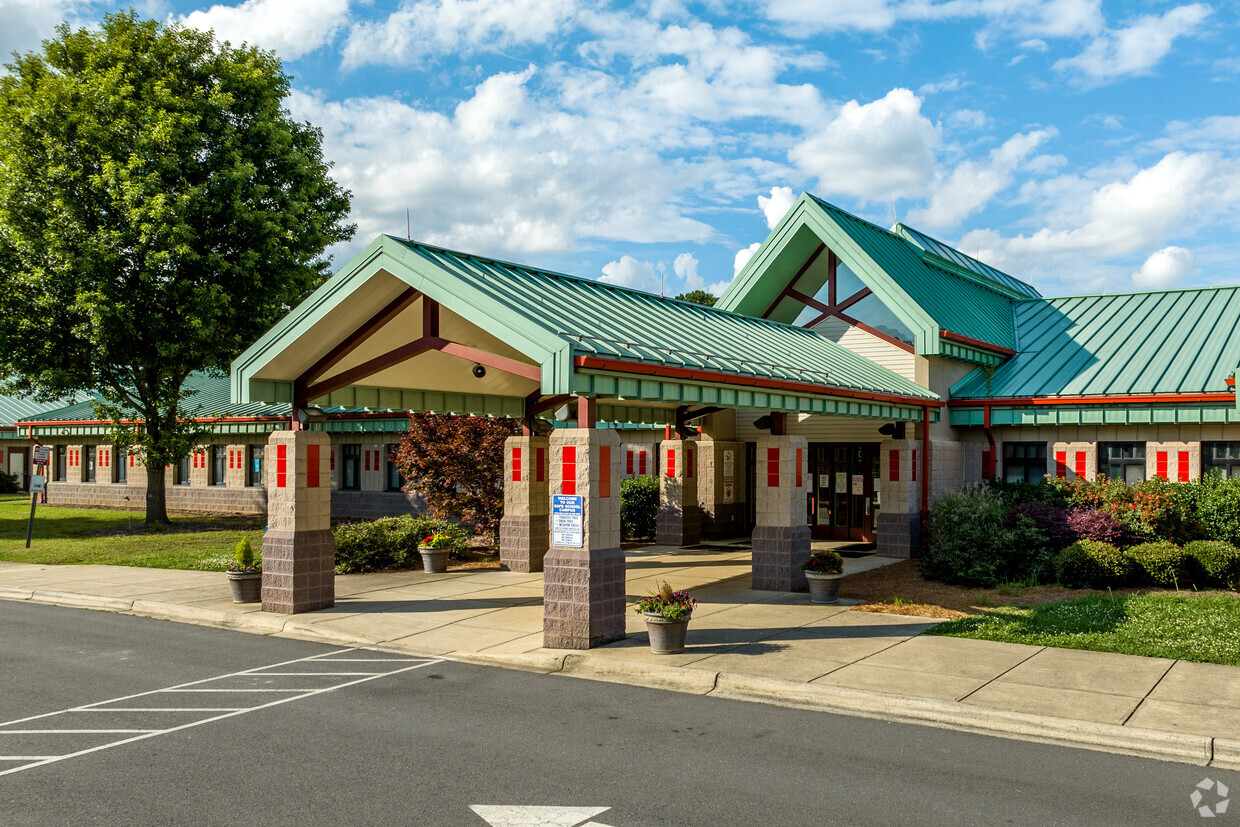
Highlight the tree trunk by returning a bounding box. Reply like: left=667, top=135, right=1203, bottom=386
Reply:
left=145, top=462, right=170, bottom=526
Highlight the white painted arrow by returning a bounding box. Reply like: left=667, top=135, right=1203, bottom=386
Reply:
left=469, top=805, right=612, bottom=826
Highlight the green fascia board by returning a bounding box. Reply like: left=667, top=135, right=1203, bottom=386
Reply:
left=950, top=404, right=1240, bottom=428
left=939, top=341, right=1006, bottom=367
left=718, top=193, right=941, bottom=350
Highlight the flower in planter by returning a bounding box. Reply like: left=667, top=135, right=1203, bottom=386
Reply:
left=802, top=550, right=843, bottom=575
left=634, top=581, right=696, bottom=621
left=421, top=533, right=455, bottom=549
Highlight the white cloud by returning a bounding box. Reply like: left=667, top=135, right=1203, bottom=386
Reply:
left=1150, top=115, right=1240, bottom=152
left=908, top=128, right=1056, bottom=228
left=0, top=0, right=93, bottom=63
left=948, top=108, right=988, bottom=130
left=342, top=0, right=576, bottom=68
left=708, top=278, right=733, bottom=296
left=734, top=241, right=761, bottom=275
left=758, top=186, right=797, bottom=229
left=1055, top=3, right=1212, bottom=86
left=766, top=0, right=1105, bottom=41
left=181, top=0, right=350, bottom=59
left=600, top=255, right=664, bottom=294
left=673, top=252, right=704, bottom=291
left=763, top=0, right=897, bottom=33
left=1133, top=247, right=1196, bottom=288
left=790, top=88, right=939, bottom=202
left=918, top=76, right=964, bottom=95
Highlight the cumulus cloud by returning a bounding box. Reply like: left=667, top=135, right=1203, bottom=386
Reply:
left=0, top=0, right=93, bottom=63
left=907, top=128, right=1056, bottom=228
left=1055, top=3, right=1212, bottom=86
left=181, top=0, right=350, bottom=59
left=342, top=0, right=575, bottom=68
left=673, top=252, right=704, bottom=291
left=600, top=255, right=664, bottom=294
left=734, top=242, right=762, bottom=275
left=758, top=186, right=797, bottom=229
left=1133, top=247, right=1196, bottom=288
left=790, top=88, right=939, bottom=202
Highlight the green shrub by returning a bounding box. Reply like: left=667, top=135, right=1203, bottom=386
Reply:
left=1126, top=541, right=1187, bottom=587
left=921, top=485, right=1049, bottom=587
left=1184, top=540, right=1240, bottom=590
left=0, top=472, right=19, bottom=494
left=620, top=475, right=659, bottom=540
left=1054, top=540, right=1134, bottom=589
left=334, top=515, right=471, bottom=573
left=1193, top=473, right=1240, bottom=546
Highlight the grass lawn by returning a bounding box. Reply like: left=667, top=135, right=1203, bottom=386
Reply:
left=928, top=592, right=1240, bottom=665
left=0, top=495, right=264, bottom=571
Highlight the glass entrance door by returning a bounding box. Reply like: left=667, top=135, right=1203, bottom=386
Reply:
left=808, top=443, right=879, bottom=542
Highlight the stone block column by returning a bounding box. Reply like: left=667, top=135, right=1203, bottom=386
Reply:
left=261, top=430, right=334, bottom=614
left=876, top=438, right=922, bottom=559
left=657, top=439, right=700, bottom=546
left=752, top=435, right=811, bottom=591
left=543, top=428, right=625, bottom=649
left=500, top=435, right=550, bottom=573
left=698, top=439, right=744, bottom=540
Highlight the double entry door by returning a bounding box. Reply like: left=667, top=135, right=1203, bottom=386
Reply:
left=808, top=443, right=880, bottom=542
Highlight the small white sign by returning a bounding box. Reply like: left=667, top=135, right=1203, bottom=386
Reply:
left=722, top=481, right=734, bottom=503
left=29, top=475, right=45, bottom=494
left=852, top=474, right=865, bottom=492
left=818, top=474, right=830, bottom=489
left=32, top=446, right=50, bottom=465
left=835, top=471, right=847, bottom=491
left=551, top=495, right=584, bottom=548
left=722, top=449, right=735, bottom=478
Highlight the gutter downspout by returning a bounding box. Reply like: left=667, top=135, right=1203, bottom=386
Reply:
left=921, top=405, right=931, bottom=556
left=983, top=404, right=996, bottom=480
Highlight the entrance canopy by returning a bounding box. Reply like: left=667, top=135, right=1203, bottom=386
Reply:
left=231, top=236, right=940, bottom=425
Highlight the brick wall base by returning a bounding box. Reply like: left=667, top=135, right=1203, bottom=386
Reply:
left=499, top=514, right=550, bottom=572
left=331, top=490, right=426, bottom=521
left=876, top=511, right=920, bottom=559
left=543, top=546, right=626, bottom=649
left=701, top=502, right=745, bottom=540
left=656, top=503, right=701, bottom=547
left=752, top=524, right=811, bottom=591
left=261, top=528, right=335, bottom=613
left=47, top=482, right=266, bottom=514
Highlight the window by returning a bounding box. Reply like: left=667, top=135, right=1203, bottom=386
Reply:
left=1003, top=442, right=1047, bottom=484
left=55, top=446, right=66, bottom=482
left=341, top=444, right=361, bottom=490
left=385, top=445, right=405, bottom=492
left=1203, top=443, right=1240, bottom=479
left=1099, top=442, right=1146, bottom=484
left=211, top=445, right=227, bottom=486
left=248, top=446, right=265, bottom=487
left=177, top=455, right=191, bottom=485
left=114, top=448, right=127, bottom=484
left=84, top=445, right=97, bottom=483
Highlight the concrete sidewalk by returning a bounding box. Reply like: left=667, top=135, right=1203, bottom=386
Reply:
left=3, top=543, right=1240, bottom=770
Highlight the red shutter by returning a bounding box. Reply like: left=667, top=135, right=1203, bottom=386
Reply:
left=512, top=447, right=522, bottom=482
left=766, top=447, right=780, bottom=488
left=982, top=449, right=992, bottom=480
left=562, top=446, right=576, bottom=496
left=795, top=448, right=803, bottom=488
left=331, top=450, right=335, bottom=471
left=600, top=447, right=611, bottom=498
left=626, top=450, right=633, bottom=476
left=1156, top=451, right=1168, bottom=479
left=536, top=447, right=546, bottom=483
left=1178, top=452, right=1190, bottom=482
left=276, top=444, right=287, bottom=488
left=1055, top=451, right=1067, bottom=478
left=307, top=445, right=320, bottom=488
left=889, top=449, right=899, bottom=482
left=667, top=449, right=676, bottom=478
left=911, top=450, right=918, bottom=482
left=639, top=450, right=647, bottom=475
left=1075, top=451, right=1086, bottom=479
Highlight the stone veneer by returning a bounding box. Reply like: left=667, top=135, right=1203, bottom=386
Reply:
left=697, top=440, right=745, bottom=540
left=656, top=438, right=700, bottom=546
left=542, top=428, right=625, bottom=649
left=751, top=435, right=811, bottom=591
left=499, top=435, right=550, bottom=573
left=261, top=430, right=334, bottom=614
left=877, top=437, right=922, bottom=560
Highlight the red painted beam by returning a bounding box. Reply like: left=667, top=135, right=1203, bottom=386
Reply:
left=939, top=329, right=1016, bottom=357
left=303, top=337, right=433, bottom=400
left=432, top=338, right=541, bottom=382
left=297, top=288, right=421, bottom=391
left=761, top=244, right=825, bottom=319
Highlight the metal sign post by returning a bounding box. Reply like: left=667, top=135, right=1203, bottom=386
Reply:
left=25, top=475, right=45, bottom=548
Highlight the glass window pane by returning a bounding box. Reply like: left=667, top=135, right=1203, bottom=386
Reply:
left=1125, top=464, right=1146, bottom=484
left=843, top=294, right=915, bottom=344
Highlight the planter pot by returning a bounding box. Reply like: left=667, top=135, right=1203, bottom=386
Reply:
left=804, top=571, right=843, bottom=604
left=643, top=612, right=691, bottom=654
left=227, top=570, right=262, bottom=604
left=418, top=546, right=451, bottom=573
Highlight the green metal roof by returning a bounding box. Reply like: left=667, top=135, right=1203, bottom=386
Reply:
left=951, top=286, right=1240, bottom=400
left=719, top=194, right=1021, bottom=353
left=392, top=237, right=937, bottom=402
left=0, top=391, right=93, bottom=427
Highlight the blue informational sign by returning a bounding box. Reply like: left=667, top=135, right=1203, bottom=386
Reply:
left=551, top=495, right=584, bottom=548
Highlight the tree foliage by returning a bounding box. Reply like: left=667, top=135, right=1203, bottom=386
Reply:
left=674, top=290, right=717, bottom=307
left=0, top=12, right=354, bottom=523
left=391, top=414, right=521, bottom=547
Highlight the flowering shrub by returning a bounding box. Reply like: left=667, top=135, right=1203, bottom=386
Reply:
left=1009, top=502, right=1075, bottom=553
left=421, top=532, right=456, bottom=549
left=1065, top=507, right=1126, bottom=545
left=1053, top=540, right=1134, bottom=589
left=334, top=516, right=470, bottom=573
left=802, top=550, right=844, bottom=575
left=635, top=582, right=696, bottom=621
left=922, top=485, right=1048, bottom=587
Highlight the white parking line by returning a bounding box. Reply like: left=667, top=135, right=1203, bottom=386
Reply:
left=0, top=648, right=441, bottom=777
left=0, top=730, right=158, bottom=734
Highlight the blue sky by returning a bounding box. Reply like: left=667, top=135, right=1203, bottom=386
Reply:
left=5, top=0, right=1240, bottom=299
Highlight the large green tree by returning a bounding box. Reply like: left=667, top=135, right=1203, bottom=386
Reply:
left=0, top=12, right=353, bottom=524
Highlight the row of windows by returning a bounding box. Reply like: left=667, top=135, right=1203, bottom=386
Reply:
left=51, top=444, right=407, bottom=491
left=1001, top=442, right=1240, bottom=483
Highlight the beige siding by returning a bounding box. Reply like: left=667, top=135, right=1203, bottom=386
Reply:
left=736, top=410, right=884, bottom=442
left=810, top=316, right=917, bottom=382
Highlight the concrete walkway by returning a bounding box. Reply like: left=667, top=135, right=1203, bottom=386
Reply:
left=3, top=543, right=1239, bottom=770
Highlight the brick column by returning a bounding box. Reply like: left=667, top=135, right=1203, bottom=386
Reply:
left=261, top=430, right=334, bottom=614
left=657, top=438, right=700, bottom=546
left=543, top=428, right=625, bottom=649
left=500, top=435, right=550, bottom=572
left=876, top=438, right=921, bottom=559
left=189, top=446, right=210, bottom=487
left=752, top=435, right=811, bottom=591
left=698, top=439, right=744, bottom=540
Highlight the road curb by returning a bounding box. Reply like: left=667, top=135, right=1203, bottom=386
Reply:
left=0, top=586, right=34, bottom=600
left=31, top=590, right=135, bottom=612
left=450, top=650, right=569, bottom=675
left=1211, top=739, right=1240, bottom=771
left=557, top=653, right=719, bottom=695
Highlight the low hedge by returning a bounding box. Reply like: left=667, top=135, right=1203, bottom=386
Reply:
left=621, top=475, right=659, bottom=540
left=1127, top=541, right=1188, bottom=587
left=1184, top=541, right=1240, bottom=589
left=1053, top=540, right=1134, bottom=589
left=334, top=515, right=471, bottom=573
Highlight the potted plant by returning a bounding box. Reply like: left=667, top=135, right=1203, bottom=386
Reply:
left=418, top=532, right=454, bottom=573
left=226, top=537, right=262, bottom=603
left=802, top=550, right=845, bottom=604
left=634, top=581, right=696, bottom=654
